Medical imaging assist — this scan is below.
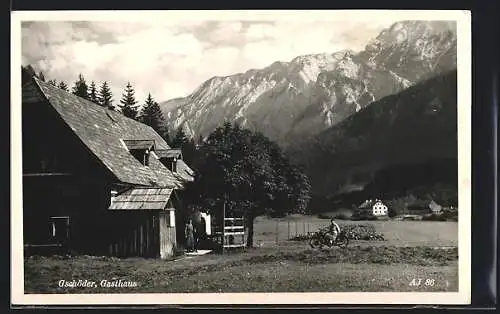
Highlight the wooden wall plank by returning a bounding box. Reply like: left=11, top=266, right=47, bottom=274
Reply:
left=159, top=211, right=176, bottom=259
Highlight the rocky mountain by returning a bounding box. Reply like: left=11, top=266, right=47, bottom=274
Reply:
left=286, top=69, right=458, bottom=199
left=160, top=20, right=457, bottom=147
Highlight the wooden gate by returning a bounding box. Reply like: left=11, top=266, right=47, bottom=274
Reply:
left=221, top=217, right=245, bottom=252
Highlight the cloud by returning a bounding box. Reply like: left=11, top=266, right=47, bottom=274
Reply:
left=21, top=18, right=398, bottom=103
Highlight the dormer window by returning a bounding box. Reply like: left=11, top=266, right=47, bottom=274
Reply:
left=156, top=149, right=182, bottom=172
left=122, top=139, right=155, bottom=167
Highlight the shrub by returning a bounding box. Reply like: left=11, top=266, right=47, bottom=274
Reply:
left=422, top=214, right=447, bottom=221
left=351, top=213, right=379, bottom=221
left=334, top=213, right=351, bottom=220
left=317, top=213, right=331, bottom=220
left=290, top=234, right=311, bottom=241
left=317, top=212, right=351, bottom=220
left=440, top=209, right=458, bottom=221
left=174, top=247, right=186, bottom=257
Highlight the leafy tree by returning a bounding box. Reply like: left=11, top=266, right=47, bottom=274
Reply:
left=98, top=81, right=114, bottom=110
left=139, top=93, right=166, bottom=136
left=188, top=122, right=311, bottom=247
left=58, top=81, right=69, bottom=91
left=72, top=74, right=89, bottom=99
left=88, top=81, right=99, bottom=104
left=119, top=82, right=139, bottom=119
left=48, top=79, right=57, bottom=86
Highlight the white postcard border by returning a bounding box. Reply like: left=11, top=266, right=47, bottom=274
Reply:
left=11, top=9, right=472, bottom=305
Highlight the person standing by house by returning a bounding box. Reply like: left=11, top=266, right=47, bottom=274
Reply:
left=193, top=223, right=200, bottom=252
left=185, top=219, right=195, bottom=252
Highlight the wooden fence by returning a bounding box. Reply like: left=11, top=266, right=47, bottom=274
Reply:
left=253, top=219, right=328, bottom=247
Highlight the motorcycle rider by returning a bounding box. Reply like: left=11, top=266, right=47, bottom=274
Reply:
left=327, top=218, right=341, bottom=243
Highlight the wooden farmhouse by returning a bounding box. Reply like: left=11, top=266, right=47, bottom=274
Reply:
left=406, top=199, right=443, bottom=215
left=21, top=66, right=195, bottom=259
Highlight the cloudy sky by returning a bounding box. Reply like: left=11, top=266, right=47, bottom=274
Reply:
left=21, top=18, right=399, bottom=103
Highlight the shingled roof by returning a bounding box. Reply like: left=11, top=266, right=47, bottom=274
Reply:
left=173, top=159, right=195, bottom=182
left=109, top=188, right=174, bottom=210
left=23, top=75, right=193, bottom=188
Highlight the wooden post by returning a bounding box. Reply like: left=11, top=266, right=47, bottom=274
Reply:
left=65, top=217, right=71, bottom=255
left=275, top=220, right=279, bottom=245
left=222, top=200, right=225, bottom=254
left=242, top=217, right=245, bottom=249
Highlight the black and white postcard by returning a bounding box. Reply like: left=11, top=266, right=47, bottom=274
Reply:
left=11, top=10, right=471, bottom=305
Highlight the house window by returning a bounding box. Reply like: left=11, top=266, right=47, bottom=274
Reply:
left=48, top=216, right=70, bottom=243
left=130, top=149, right=150, bottom=166
left=161, top=210, right=176, bottom=227
left=110, top=190, right=118, bottom=204
left=169, top=210, right=175, bottom=227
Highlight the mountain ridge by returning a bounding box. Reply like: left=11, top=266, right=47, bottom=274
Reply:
left=286, top=69, right=458, bottom=198
left=159, top=20, right=457, bottom=147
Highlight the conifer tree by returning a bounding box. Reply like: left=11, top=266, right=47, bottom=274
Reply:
left=119, top=82, right=139, bottom=119
left=48, top=79, right=57, bottom=86
left=98, top=81, right=114, bottom=110
left=172, top=126, right=197, bottom=164
left=58, top=81, right=69, bottom=91
left=164, top=129, right=171, bottom=146
left=197, top=135, right=204, bottom=146
left=72, top=74, right=89, bottom=100
left=139, top=93, right=166, bottom=136
left=38, top=72, right=46, bottom=82
left=89, top=81, right=99, bottom=104
left=171, top=126, right=189, bottom=148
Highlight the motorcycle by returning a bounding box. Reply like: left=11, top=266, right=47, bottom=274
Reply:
left=308, top=228, right=350, bottom=249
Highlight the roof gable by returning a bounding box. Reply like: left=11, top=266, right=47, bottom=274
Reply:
left=123, top=140, right=155, bottom=151
left=26, top=77, right=187, bottom=188
left=156, top=149, right=182, bottom=159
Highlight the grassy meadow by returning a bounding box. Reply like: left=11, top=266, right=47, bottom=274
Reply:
left=24, top=215, right=459, bottom=294
left=252, top=215, right=458, bottom=247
